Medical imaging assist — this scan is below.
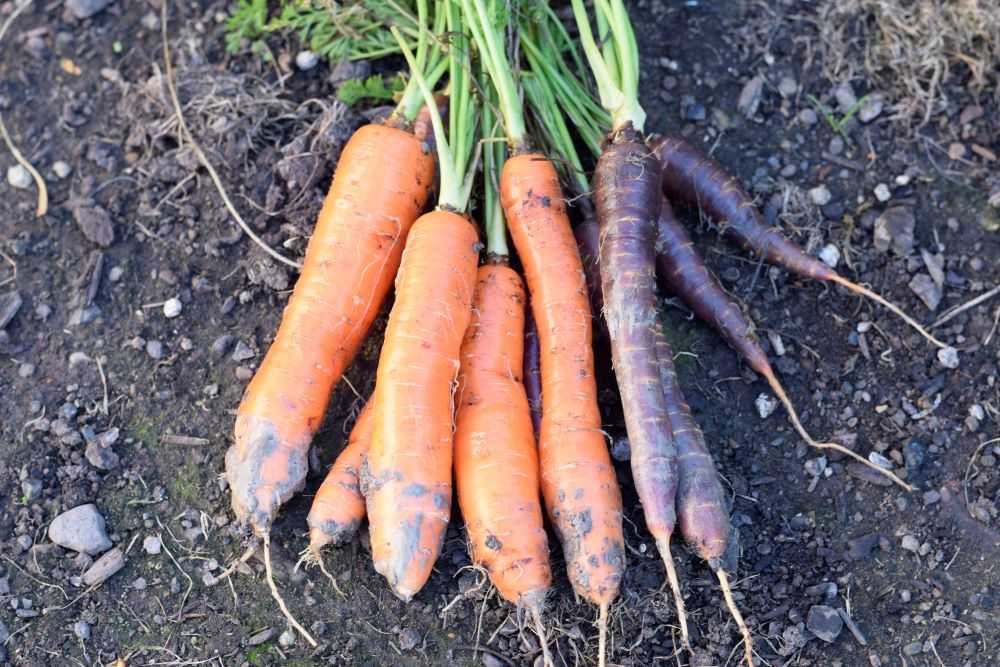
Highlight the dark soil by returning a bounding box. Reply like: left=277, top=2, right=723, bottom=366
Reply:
left=1, top=1, right=998, bottom=666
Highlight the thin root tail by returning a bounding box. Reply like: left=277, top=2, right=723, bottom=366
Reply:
left=529, top=604, right=554, bottom=667
left=598, top=603, right=609, bottom=667
left=263, top=535, right=318, bottom=648
left=211, top=544, right=257, bottom=586
left=656, top=537, right=691, bottom=651
left=831, top=275, right=947, bottom=349
left=715, top=568, right=755, bottom=667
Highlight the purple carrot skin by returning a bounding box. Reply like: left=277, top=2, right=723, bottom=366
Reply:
left=523, top=305, right=542, bottom=438
left=592, top=124, right=688, bottom=639
left=653, top=322, right=755, bottom=666
left=654, top=195, right=912, bottom=490
left=574, top=217, right=615, bottom=387
left=653, top=135, right=947, bottom=351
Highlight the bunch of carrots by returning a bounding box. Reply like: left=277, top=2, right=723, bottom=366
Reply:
left=219, top=2, right=954, bottom=664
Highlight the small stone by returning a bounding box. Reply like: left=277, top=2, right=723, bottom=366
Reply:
left=66, top=0, right=111, bottom=19
left=108, top=266, right=124, bottom=282
left=948, top=143, right=967, bottom=160
left=247, top=628, right=275, bottom=646
left=834, top=83, right=857, bottom=111
left=805, top=582, right=838, bottom=598
left=858, top=94, right=884, bottom=123
left=737, top=76, right=764, bottom=118
left=140, top=11, right=160, bottom=31
left=873, top=207, right=915, bottom=255
left=398, top=627, right=421, bottom=651
left=482, top=655, right=506, bottom=667
left=82, top=548, right=125, bottom=586
left=21, top=478, right=42, bottom=501
left=143, top=536, right=162, bottom=555
left=49, top=504, right=112, bottom=555
left=874, top=183, right=892, bottom=202
left=6, top=165, right=31, bottom=189
left=908, top=274, right=941, bottom=310
left=809, top=185, right=832, bottom=206
left=163, top=298, right=182, bottom=318
left=921, top=249, right=945, bottom=288
left=53, top=161, right=73, bottom=179
left=903, top=441, right=925, bottom=472
left=610, top=436, right=631, bottom=462
left=846, top=463, right=894, bottom=486
left=936, top=346, right=959, bottom=369
left=828, top=136, right=844, bottom=155
left=235, top=366, right=254, bottom=381
left=804, top=457, right=827, bottom=477
left=923, top=490, right=941, bottom=505
left=755, top=393, right=778, bottom=419
left=0, top=619, right=9, bottom=643
left=278, top=628, right=295, bottom=647
left=145, top=340, right=164, bottom=360
left=960, top=104, right=984, bottom=124
left=903, top=641, right=922, bottom=656
left=799, top=108, right=818, bottom=125
left=295, top=50, right=319, bottom=70
left=868, top=452, right=893, bottom=470
left=73, top=620, right=91, bottom=641
left=16, top=535, right=32, bottom=551
left=807, top=605, right=843, bottom=642
left=0, top=291, right=22, bottom=329
left=18, top=362, right=35, bottom=378
left=73, top=206, right=114, bottom=247
left=231, top=340, right=255, bottom=362
left=211, top=334, right=235, bottom=356
left=680, top=95, right=706, bottom=121
left=778, top=76, right=798, bottom=98
left=818, top=244, right=840, bottom=268
left=85, top=439, right=120, bottom=470
left=901, top=535, right=920, bottom=552
left=132, top=577, right=147, bottom=590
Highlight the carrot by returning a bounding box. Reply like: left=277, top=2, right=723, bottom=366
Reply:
left=654, top=197, right=911, bottom=490
left=653, top=323, right=755, bottom=667
left=454, top=263, right=552, bottom=663
left=306, top=400, right=372, bottom=556
left=363, top=12, right=481, bottom=601
left=653, top=134, right=949, bottom=352
left=463, top=0, right=626, bottom=660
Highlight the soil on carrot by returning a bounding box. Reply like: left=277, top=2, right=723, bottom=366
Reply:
left=1, top=2, right=998, bottom=666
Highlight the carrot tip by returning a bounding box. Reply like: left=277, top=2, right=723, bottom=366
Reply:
left=528, top=603, right=554, bottom=667
left=263, top=535, right=318, bottom=648
left=830, top=274, right=948, bottom=349
left=597, top=603, right=609, bottom=667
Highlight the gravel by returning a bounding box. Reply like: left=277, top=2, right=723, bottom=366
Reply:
left=809, top=185, right=832, bottom=206
left=48, top=504, right=112, bottom=555
left=6, top=165, right=31, bottom=189
left=908, top=273, right=942, bottom=311
left=873, top=207, right=916, bottom=255
left=937, top=346, right=960, bottom=369
left=82, top=548, right=125, bottom=586
left=807, top=605, right=844, bottom=642
left=163, top=297, right=183, bottom=318
left=295, top=51, right=319, bottom=70
left=874, top=183, right=892, bottom=202
left=66, top=0, right=111, bottom=19
left=143, top=535, right=162, bottom=555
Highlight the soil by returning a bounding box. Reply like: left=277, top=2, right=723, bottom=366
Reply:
left=1, top=1, right=998, bottom=666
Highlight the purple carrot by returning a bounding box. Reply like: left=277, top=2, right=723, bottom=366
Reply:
left=653, top=135, right=946, bottom=350
left=653, top=197, right=909, bottom=489
left=592, top=125, right=687, bottom=644
left=653, top=322, right=754, bottom=667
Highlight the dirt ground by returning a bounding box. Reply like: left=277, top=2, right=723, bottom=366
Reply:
left=1, top=1, right=998, bottom=666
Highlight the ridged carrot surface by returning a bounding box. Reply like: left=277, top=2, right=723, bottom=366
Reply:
left=363, top=209, right=480, bottom=601
left=501, top=153, right=624, bottom=607
left=454, top=263, right=551, bottom=607
left=307, top=400, right=373, bottom=555
left=226, top=124, right=433, bottom=535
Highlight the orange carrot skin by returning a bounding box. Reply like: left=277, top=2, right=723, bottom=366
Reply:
left=307, top=400, right=374, bottom=553
left=653, top=324, right=729, bottom=563
left=654, top=196, right=772, bottom=378
left=227, top=123, right=434, bottom=534
left=455, top=263, right=551, bottom=606
left=363, top=209, right=480, bottom=601
left=654, top=135, right=836, bottom=282
left=502, top=153, right=625, bottom=607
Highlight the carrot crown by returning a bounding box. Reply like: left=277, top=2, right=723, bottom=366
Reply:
left=570, top=0, right=645, bottom=133
left=393, top=0, right=477, bottom=211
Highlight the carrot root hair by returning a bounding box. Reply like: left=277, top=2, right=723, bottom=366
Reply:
left=597, top=602, right=609, bottom=667
left=656, top=537, right=690, bottom=651
left=529, top=603, right=554, bottom=667
left=209, top=544, right=256, bottom=586
left=760, top=368, right=913, bottom=491
left=715, top=567, right=755, bottom=667
left=295, top=546, right=346, bottom=598
left=263, top=534, right=318, bottom=648
left=830, top=274, right=946, bottom=349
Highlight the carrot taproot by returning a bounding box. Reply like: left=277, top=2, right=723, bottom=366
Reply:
left=653, top=196, right=911, bottom=490
left=225, top=122, right=434, bottom=537
left=454, top=261, right=552, bottom=661
left=307, top=400, right=373, bottom=556
left=653, top=323, right=755, bottom=667
left=363, top=14, right=481, bottom=602
left=653, top=134, right=948, bottom=351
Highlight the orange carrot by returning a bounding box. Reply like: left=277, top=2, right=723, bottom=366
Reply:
left=454, top=262, right=551, bottom=657
left=502, top=153, right=625, bottom=618
left=226, top=122, right=434, bottom=536
left=307, top=400, right=373, bottom=556
left=362, top=209, right=480, bottom=601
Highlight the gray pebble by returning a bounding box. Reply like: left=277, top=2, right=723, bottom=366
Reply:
left=818, top=244, right=840, bottom=268
left=828, top=136, right=844, bottom=155
left=18, top=362, right=35, bottom=378
left=16, top=534, right=32, bottom=551
left=873, top=207, right=915, bottom=255
left=903, top=441, right=926, bottom=472
left=858, top=94, right=884, bottom=123
left=74, top=620, right=91, bottom=641
left=21, top=478, right=42, bottom=501
left=834, top=82, right=857, bottom=111
left=901, top=535, right=920, bottom=552
left=140, top=11, right=159, bottom=30
left=610, top=436, right=631, bottom=462
left=778, top=76, right=798, bottom=98
left=398, top=627, right=421, bottom=651
left=143, top=535, right=162, bottom=555
left=278, top=628, right=296, bottom=647
left=806, top=605, right=843, bottom=642
left=908, top=274, right=942, bottom=311
left=82, top=548, right=125, bottom=586
left=874, top=183, right=892, bottom=202
left=211, top=334, right=235, bottom=356
left=799, top=108, right=818, bottom=125
left=146, top=340, right=165, bottom=360
left=6, top=165, right=31, bottom=189
left=295, top=50, right=319, bottom=70
left=108, top=266, right=124, bottom=282
left=52, top=161, right=73, bottom=179
left=936, top=346, right=960, bottom=369
left=49, top=504, right=112, bottom=555
left=808, top=185, right=832, bottom=206
left=66, top=0, right=111, bottom=20
left=0, top=291, right=22, bottom=329
left=85, top=439, right=120, bottom=470
left=231, top=340, right=255, bottom=362
left=163, top=297, right=182, bottom=318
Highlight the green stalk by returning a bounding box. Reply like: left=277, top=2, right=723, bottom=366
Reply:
left=393, top=2, right=448, bottom=124
left=461, top=0, right=527, bottom=149
left=482, top=79, right=508, bottom=258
